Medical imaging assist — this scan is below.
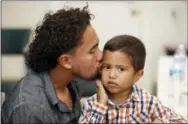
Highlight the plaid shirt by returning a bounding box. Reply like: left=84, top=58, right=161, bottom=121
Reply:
left=79, top=85, right=187, bottom=123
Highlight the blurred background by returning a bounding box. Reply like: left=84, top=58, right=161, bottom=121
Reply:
left=1, top=1, right=187, bottom=119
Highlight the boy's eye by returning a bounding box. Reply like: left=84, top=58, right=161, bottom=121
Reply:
left=106, top=66, right=111, bottom=69
left=103, top=65, right=111, bottom=70
left=118, top=67, right=125, bottom=72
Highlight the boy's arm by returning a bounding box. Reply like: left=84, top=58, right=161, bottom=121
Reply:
left=79, top=80, right=108, bottom=123
left=151, top=99, right=187, bottom=123
left=79, top=98, right=107, bottom=123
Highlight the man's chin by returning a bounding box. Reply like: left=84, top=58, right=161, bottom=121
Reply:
left=74, top=69, right=99, bottom=81
left=82, top=72, right=99, bottom=81
left=85, top=74, right=98, bottom=81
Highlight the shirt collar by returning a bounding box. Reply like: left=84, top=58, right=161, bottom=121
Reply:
left=41, top=72, right=80, bottom=107
left=131, top=84, right=141, bottom=102
left=42, top=72, right=59, bottom=106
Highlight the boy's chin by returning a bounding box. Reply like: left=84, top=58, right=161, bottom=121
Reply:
left=105, top=88, right=121, bottom=94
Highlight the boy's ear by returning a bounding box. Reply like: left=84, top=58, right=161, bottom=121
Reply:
left=58, top=54, right=73, bottom=69
left=133, top=70, right=144, bottom=83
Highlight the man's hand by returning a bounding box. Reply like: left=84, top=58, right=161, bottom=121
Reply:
left=96, top=80, right=108, bottom=105
left=152, top=118, right=165, bottom=123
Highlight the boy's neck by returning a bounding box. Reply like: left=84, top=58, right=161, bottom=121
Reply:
left=108, top=88, right=133, bottom=105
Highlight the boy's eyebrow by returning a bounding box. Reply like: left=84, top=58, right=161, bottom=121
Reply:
left=116, top=65, right=129, bottom=68
left=102, top=62, right=110, bottom=65
left=102, top=63, right=129, bottom=68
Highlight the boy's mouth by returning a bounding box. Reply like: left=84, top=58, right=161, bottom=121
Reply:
left=107, top=81, right=118, bottom=86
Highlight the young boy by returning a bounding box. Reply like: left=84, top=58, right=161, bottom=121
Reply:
left=79, top=35, right=187, bottom=123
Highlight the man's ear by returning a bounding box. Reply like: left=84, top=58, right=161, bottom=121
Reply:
left=58, top=54, right=73, bottom=69
left=133, top=70, right=144, bottom=83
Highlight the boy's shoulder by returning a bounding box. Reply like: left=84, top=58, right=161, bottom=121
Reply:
left=134, top=85, right=160, bottom=104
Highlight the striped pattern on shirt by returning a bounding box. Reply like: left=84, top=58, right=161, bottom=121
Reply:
left=79, top=85, right=187, bottom=123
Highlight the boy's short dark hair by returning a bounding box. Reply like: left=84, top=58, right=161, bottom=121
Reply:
left=25, top=6, right=94, bottom=73
left=103, top=35, right=146, bottom=72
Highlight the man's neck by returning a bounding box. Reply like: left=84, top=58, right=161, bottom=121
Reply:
left=108, top=88, right=133, bottom=105
left=49, top=66, right=74, bottom=110
left=49, top=65, right=75, bottom=92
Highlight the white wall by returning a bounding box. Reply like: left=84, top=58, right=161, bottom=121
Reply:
left=2, top=1, right=187, bottom=93
left=149, top=1, right=187, bottom=82
left=2, top=1, right=51, bottom=29
left=2, top=1, right=51, bottom=81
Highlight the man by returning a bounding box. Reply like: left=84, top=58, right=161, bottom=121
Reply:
left=2, top=6, right=102, bottom=124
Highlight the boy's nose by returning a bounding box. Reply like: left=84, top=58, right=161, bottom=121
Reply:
left=109, top=69, right=116, bottom=79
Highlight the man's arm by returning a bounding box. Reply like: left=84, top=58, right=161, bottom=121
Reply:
left=151, top=99, right=187, bottom=123
left=8, top=103, right=53, bottom=123
left=79, top=96, right=107, bottom=123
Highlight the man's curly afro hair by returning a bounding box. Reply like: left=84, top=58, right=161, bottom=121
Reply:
left=25, top=6, right=94, bottom=73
